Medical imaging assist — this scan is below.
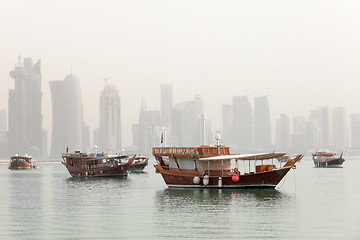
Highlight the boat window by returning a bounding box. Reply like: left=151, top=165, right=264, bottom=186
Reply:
left=79, top=159, right=82, bottom=165
left=70, top=159, right=73, bottom=165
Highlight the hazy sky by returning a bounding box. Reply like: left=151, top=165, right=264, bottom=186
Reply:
left=1, top=0, right=360, bottom=146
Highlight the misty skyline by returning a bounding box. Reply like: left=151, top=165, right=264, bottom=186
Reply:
left=1, top=1, right=360, bottom=147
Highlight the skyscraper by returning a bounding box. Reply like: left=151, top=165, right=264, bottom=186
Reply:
left=49, top=74, right=83, bottom=157
left=99, top=83, right=121, bottom=153
left=232, top=96, right=253, bottom=153
left=0, top=109, right=8, bottom=158
left=304, top=120, right=320, bottom=152
left=222, top=103, right=233, bottom=146
left=275, top=114, right=290, bottom=152
left=333, top=107, right=347, bottom=151
left=172, top=94, right=204, bottom=146
left=160, top=84, right=173, bottom=127
left=350, top=113, right=360, bottom=150
left=138, top=98, right=161, bottom=154
left=254, top=96, right=272, bottom=152
left=292, top=116, right=306, bottom=153
left=8, top=56, right=43, bottom=157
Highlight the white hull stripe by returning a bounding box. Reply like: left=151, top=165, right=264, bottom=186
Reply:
left=167, top=184, right=276, bottom=188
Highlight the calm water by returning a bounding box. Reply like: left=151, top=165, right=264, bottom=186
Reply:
left=0, top=156, right=359, bottom=239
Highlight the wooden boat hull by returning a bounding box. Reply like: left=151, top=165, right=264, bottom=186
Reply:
left=129, top=162, right=148, bottom=172
left=313, top=158, right=345, bottom=167
left=154, top=165, right=292, bottom=189
left=63, top=163, right=131, bottom=177
left=9, top=160, right=34, bottom=170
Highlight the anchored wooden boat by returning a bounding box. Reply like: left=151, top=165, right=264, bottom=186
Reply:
left=128, top=156, right=149, bottom=172
left=312, top=151, right=345, bottom=167
left=153, top=145, right=302, bottom=189
left=62, top=151, right=135, bottom=177
left=9, top=154, right=36, bottom=170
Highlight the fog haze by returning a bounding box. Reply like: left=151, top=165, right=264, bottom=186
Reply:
left=1, top=0, right=360, bottom=146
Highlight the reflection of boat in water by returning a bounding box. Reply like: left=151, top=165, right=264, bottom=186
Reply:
left=128, top=156, right=149, bottom=172
left=62, top=151, right=135, bottom=177
left=9, top=154, right=36, bottom=170
left=277, top=154, right=303, bottom=162
left=312, top=151, right=345, bottom=167
left=153, top=135, right=302, bottom=189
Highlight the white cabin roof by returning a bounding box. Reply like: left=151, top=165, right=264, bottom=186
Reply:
left=198, top=152, right=286, bottom=161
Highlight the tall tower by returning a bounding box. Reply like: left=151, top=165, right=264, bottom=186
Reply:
left=160, top=84, right=173, bottom=127
left=350, top=113, right=360, bottom=150
left=275, top=114, right=290, bottom=152
left=99, top=83, right=121, bottom=153
left=8, top=56, right=43, bottom=157
left=254, top=96, right=272, bottom=152
left=49, top=74, right=83, bottom=157
left=333, top=107, right=347, bottom=151
left=232, top=96, right=253, bottom=152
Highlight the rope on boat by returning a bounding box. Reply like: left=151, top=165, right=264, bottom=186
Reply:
left=276, top=174, right=287, bottom=190
left=293, top=167, right=297, bottom=194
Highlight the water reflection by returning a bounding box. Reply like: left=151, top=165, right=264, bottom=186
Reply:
left=154, top=188, right=294, bottom=239
left=8, top=170, right=44, bottom=238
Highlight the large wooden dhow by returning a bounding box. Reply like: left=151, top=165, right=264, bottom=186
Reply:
left=153, top=144, right=302, bottom=189
left=62, top=151, right=135, bottom=177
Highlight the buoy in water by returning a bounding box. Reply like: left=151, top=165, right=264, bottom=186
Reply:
left=193, top=176, right=200, bottom=184
left=203, top=175, right=209, bottom=186
left=232, top=174, right=240, bottom=182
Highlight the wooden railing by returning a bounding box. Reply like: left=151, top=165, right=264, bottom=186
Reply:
left=153, top=147, right=198, bottom=155
left=153, top=145, right=230, bottom=156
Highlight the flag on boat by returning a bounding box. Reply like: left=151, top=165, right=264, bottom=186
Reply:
left=161, top=133, right=164, bottom=144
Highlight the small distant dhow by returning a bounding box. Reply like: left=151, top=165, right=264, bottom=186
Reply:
left=9, top=154, right=36, bottom=170
left=62, top=150, right=135, bottom=177
left=128, top=156, right=149, bottom=172
left=312, top=151, right=345, bottom=167
left=153, top=135, right=302, bottom=189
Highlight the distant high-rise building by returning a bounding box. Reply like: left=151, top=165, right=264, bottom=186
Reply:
left=333, top=107, right=347, bottom=151
left=309, top=106, right=333, bottom=149
left=0, top=110, right=6, bottom=133
left=172, top=94, right=204, bottom=146
left=195, top=113, right=213, bottom=145
left=232, top=96, right=253, bottom=153
left=350, top=113, right=360, bottom=150
left=292, top=116, right=306, bottom=153
left=321, top=106, right=332, bottom=149
left=8, top=56, right=44, bottom=157
left=99, top=83, right=121, bottom=153
left=83, top=122, right=90, bottom=153
left=304, top=120, right=320, bottom=152
left=138, top=98, right=161, bottom=154
left=160, top=84, right=173, bottom=127
left=0, top=109, right=8, bottom=158
left=222, top=104, right=233, bottom=146
left=49, top=74, right=83, bottom=157
left=275, top=114, right=290, bottom=152
left=254, top=96, right=272, bottom=151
